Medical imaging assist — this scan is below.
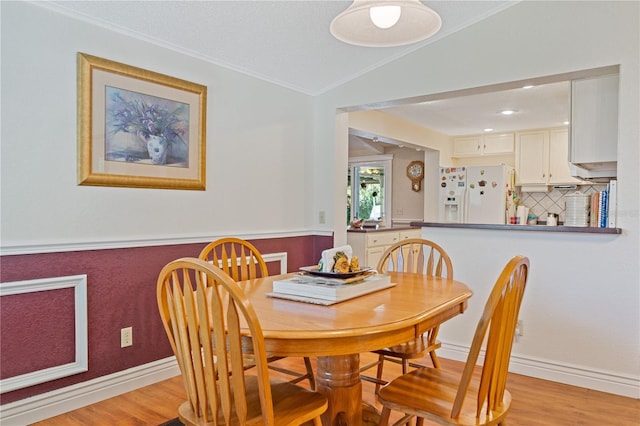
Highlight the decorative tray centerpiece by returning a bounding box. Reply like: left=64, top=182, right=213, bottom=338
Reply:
left=268, top=245, right=391, bottom=305
left=299, top=265, right=373, bottom=279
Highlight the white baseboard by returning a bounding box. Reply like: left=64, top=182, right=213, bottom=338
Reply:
left=0, top=357, right=180, bottom=425
left=439, top=343, right=640, bottom=399
left=2, top=344, right=637, bottom=425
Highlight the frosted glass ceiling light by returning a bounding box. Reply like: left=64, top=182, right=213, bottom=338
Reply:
left=370, top=5, right=401, bottom=29
left=330, top=0, right=442, bottom=47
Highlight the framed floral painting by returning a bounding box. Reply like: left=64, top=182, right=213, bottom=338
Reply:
left=77, top=53, right=207, bottom=190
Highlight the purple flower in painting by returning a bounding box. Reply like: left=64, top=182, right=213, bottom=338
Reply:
left=108, top=91, right=188, bottom=147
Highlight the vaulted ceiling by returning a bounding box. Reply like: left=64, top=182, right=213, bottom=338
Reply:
left=44, top=1, right=517, bottom=96
left=41, top=1, right=568, bottom=139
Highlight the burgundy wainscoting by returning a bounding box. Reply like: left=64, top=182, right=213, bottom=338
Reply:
left=0, top=234, right=332, bottom=405
left=1, top=287, right=76, bottom=378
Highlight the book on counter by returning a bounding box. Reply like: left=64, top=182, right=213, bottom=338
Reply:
left=607, top=180, right=618, bottom=228
left=590, top=181, right=617, bottom=228
left=268, top=273, right=394, bottom=304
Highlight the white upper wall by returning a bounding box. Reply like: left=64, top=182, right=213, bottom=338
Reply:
left=317, top=1, right=639, bottom=397
left=1, top=1, right=317, bottom=250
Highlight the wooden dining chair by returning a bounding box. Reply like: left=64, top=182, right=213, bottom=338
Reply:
left=199, top=237, right=316, bottom=390
left=157, top=257, right=327, bottom=426
left=377, top=255, right=529, bottom=426
left=360, top=238, right=454, bottom=394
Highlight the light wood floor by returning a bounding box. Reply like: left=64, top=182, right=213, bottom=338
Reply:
left=34, top=353, right=639, bottom=425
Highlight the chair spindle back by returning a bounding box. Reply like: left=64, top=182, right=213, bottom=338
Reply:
left=199, top=237, right=269, bottom=281
left=377, top=238, right=453, bottom=278
left=157, top=257, right=275, bottom=425
left=452, top=255, right=529, bottom=419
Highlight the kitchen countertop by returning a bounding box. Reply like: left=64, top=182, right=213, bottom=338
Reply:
left=347, top=225, right=419, bottom=233
left=410, top=221, right=621, bottom=234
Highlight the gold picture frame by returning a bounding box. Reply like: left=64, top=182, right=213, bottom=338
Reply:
left=78, top=53, right=206, bottom=190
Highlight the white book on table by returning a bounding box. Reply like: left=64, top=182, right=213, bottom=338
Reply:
left=270, top=274, right=393, bottom=302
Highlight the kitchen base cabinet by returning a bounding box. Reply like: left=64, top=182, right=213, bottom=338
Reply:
left=347, top=228, right=420, bottom=270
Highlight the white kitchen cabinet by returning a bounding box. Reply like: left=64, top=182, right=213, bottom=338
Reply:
left=483, top=133, right=516, bottom=155
left=399, top=229, right=421, bottom=241
left=452, top=133, right=514, bottom=157
left=515, top=128, right=581, bottom=186
left=516, top=130, right=548, bottom=185
left=453, top=136, right=482, bottom=157
left=548, top=128, right=581, bottom=184
left=347, top=228, right=420, bottom=270
left=570, top=74, right=618, bottom=166
left=569, top=73, right=618, bottom=178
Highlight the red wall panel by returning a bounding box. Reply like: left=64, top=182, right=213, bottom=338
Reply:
left=0, top=234, right=332, bottom=404
left=1, top=288, right=76, bottom=377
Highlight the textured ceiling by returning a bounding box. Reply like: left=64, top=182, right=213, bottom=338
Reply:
left=38, top=1, right=570, bottom=139
left=42, top=1, right=517, bottom=95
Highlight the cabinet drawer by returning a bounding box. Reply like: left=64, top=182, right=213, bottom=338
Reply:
left=399, top=229, right=420, bottom=240
left=367, top=232, right=399, bottom=247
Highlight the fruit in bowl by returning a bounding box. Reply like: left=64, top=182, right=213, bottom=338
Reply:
left=350, top=219, right=363, bottom=229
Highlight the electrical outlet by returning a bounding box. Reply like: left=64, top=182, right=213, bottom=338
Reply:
left=319, top=211, right=326, bottom=224
left=121, top=327, right=133, bottom=348
left=514, top=320, right=524, bottom=342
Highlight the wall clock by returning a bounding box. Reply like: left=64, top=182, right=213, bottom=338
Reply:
left=406, top=160, right=425, bottom=192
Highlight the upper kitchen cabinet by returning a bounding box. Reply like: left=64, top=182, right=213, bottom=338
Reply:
left=516, top=130, right=547, bottom=185
left=515, top=127, right=581, bottom=188
left=569, top=73, right=619, bottom=180
left=548, top=128, right=580, bottom=184
left=452, top=133, right=514, bottom=157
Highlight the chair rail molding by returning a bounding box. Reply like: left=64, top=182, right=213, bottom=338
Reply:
left=0, top=229, right=332, bottom=255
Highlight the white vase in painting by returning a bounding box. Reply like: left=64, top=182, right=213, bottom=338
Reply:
left=145, top=135, right=169, bottom=165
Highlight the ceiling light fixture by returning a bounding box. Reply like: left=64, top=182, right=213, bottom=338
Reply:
left=370, top=5, right=401, bottom=28
left=330, top=0, right=442, bottom=47
left=501, top=109, right=517, bottom=115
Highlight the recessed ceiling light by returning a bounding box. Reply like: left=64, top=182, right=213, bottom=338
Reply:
left=522, top=85, right=534, bottom=89
left=483, top=128, right=494, bottom=132
left=501, top=109, right=517, bottom=115
left=563, top=121, right=570, bottom=125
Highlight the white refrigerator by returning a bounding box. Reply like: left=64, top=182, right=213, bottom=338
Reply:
left=464, top=165, right=514, bottom=224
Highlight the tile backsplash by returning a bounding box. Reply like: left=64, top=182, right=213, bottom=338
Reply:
left=519, top=184, right=607, bottom=224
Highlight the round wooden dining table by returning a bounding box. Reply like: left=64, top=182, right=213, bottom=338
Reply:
left=239, top=271, right=473, bottom=426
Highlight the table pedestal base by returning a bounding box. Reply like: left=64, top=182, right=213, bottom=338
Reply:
left=317, top=354, right=380, bottom=426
